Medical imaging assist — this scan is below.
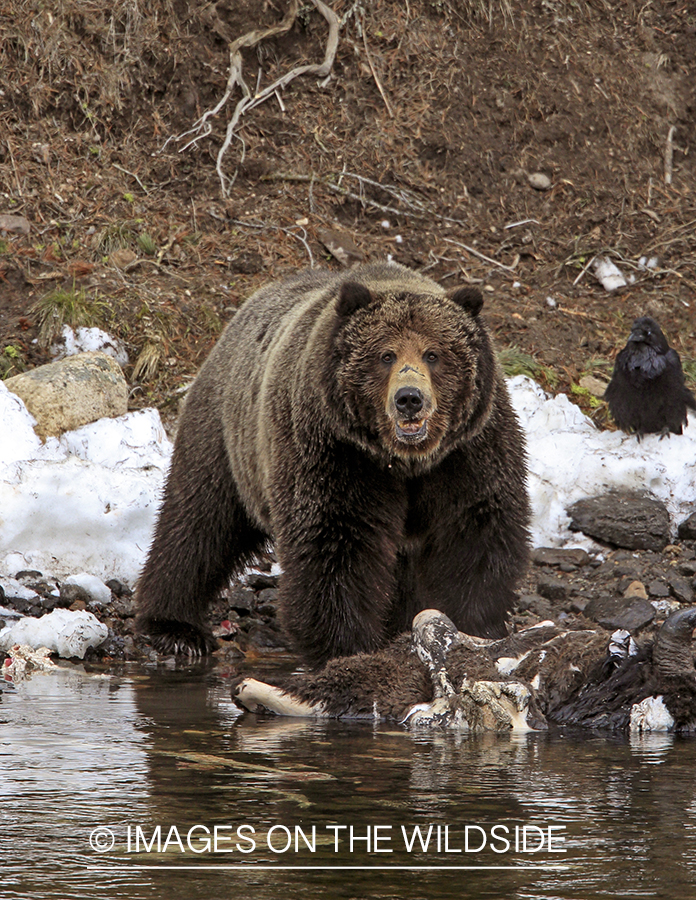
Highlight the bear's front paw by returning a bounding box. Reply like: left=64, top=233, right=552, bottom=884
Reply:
left=138, top=618, right=218, bottom=657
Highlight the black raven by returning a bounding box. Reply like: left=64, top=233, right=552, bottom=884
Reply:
left=605, top=316, right=696, bottom=440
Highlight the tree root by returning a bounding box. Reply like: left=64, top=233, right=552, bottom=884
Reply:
left=163, top=0, right=340, bottom=197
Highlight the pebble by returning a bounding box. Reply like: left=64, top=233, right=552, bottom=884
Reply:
left=0, top=214, right=31, bottom=235
left=531, top=547, right=591, bottom=568
left=528, top=172, right=551, bottom=191
left=517, top=593, right=553, bottom=618
left=623, top=580, right=648, bottom=600
left=578, top=375, right=608, bottom=399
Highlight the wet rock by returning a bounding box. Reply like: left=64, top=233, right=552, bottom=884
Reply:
left=110, top=596, right=138, bottom=617
left=536, top=576, right=569, bottom=602
left=568, top=492, right=670, bottom=552
left=584, top=595, right=655, bottom=632
left=105, top=579, right=128, bottom=597
left=227, top=585, right=256, bottom=613
left=256, top=588, right=279, bottom=616
left=647, top=580, right=670, bottom=598
left=64, top=573, right=112, bottom=607
left=4, top=351, right=128, bottom=439
left=517, top=593, right=553, bottom=618
left=98, top=630, right=127, bottom=659
left=246, top=572, right=279, bottom=590
left=665, top=571, right=693, bottom=604
left=213, top=619, right=239, bottom=639
left=531, top=547, right=591, bottom=567
left=216, top=641, right=246, bottom=662
left=246, top=621, right=289, bottom=649
left=678, top=512, right=696, bottom=541
left=60, top=583, right=92, bottom=606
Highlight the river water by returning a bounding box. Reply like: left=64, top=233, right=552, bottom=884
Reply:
left=2, top=661, right=696, bottom=900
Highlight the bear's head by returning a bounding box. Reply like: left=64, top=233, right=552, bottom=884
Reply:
left=329, top=277, right=497, bottom=468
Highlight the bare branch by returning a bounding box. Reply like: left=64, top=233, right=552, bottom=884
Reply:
left=161, top=1, right=340, bottom=198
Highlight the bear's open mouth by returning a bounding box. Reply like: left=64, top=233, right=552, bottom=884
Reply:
left=396, top=419, right=428, bottom=442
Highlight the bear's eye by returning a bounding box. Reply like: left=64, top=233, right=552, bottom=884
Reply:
left=424, top=351, right=439, bottom=364
left=381, top=351, right=396, bottom=365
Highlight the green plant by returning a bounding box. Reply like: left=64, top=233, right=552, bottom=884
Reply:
left=33, top=284, right=109, bottom=347
left=570, top=383, right=602, bottom=408
left=136, top=233, right=157, bottom=256
left=1, top=345, right=26, bottom=378
left=96, top=223, right=135, bottom=255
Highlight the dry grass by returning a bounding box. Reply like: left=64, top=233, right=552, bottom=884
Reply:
left=0, top=0, right=178, bottom=116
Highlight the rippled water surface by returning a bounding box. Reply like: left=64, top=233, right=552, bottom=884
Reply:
left=2, top=662, right=696, bottom=900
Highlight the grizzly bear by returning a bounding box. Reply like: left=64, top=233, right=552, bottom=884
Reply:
left=135, top=262, right=530, bottom=666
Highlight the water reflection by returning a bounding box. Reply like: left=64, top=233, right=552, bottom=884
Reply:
left=1, top=663, right=695, bottom=899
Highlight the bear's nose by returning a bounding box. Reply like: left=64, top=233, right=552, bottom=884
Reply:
left=395, top=386, right=424, bottom=416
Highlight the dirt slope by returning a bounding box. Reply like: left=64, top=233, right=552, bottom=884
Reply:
left=0, top=0, right=694, bottom=424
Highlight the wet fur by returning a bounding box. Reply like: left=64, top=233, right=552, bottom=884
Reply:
left=135, top=263, right=530, bottom=665
left=236, top=615, right=696, bottom=732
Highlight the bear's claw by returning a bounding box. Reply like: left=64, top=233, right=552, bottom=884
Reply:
left=138, top=618, right=218, bottom=657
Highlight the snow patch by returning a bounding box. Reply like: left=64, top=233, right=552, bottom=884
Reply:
left=0, top=608, right=108, bottom=659
left=0, top=381, right=171, bottom=586
left=52, top=325, right=129, bottom=367
left=508, top=376, right=696, bottom=549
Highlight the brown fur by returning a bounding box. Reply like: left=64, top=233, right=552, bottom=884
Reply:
left=135, top=262, right=530, bottom=664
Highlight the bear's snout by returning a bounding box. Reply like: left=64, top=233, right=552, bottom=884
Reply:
left=395, top=386, right=424, bottom=417
left=387, top=361, right=435, bottom=446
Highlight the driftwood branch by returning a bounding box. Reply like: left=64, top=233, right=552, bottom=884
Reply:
left=162, top=1, right=340, bottom=197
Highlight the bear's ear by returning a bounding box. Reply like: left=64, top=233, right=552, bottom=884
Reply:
left=449, top=286, right=484, bottom=317
left=337, top=282, right=373, bottom=318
